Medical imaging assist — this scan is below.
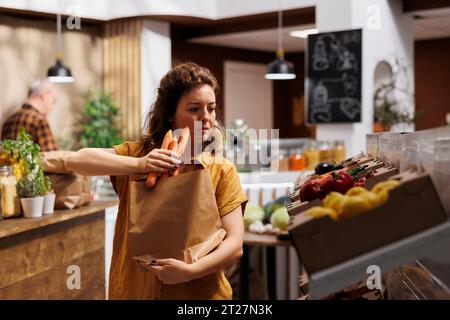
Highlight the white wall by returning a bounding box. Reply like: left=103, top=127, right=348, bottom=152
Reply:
left=224, top=61, right=273, bottom=130
left=141, top=20, right=171, bottom=130
left=315, top=0, right=415, bottom=156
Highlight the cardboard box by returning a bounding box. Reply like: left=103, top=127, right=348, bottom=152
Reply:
left=286, top=198, right=321, bottom=216
left=288, top=171, right=448, bottom=274
left=364, top=166, right=398, bottom=190
left=288, top=162, right=396, bottom=216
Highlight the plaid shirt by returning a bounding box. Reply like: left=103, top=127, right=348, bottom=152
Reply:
left=1, top=104, right=58, bottom=152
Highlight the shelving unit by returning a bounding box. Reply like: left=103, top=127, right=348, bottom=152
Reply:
left=307, top=220, right=450, bottom=299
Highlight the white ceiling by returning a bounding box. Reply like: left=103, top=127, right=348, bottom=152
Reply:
left=188, top=12, right=450, bottom=53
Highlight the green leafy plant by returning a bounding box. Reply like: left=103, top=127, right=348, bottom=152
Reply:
left=77, top=92, right=124, bottom=148
left=1, top=128, right=42, bottom=180
left=1, top=128, right=50, bottom=197
left=373, top=58, right=418, bottom=129
left=16, top=175, right=44, bottom=198
left=43, top=175, right=53, bottom=194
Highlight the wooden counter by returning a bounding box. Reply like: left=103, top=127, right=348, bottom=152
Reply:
left=0, top=200, right=118, bottom=300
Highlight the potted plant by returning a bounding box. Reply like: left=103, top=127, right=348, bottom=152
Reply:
left=75, top=91, right=124, bottom=199
left=373, top=57, right=417, bottom=132
left=76, top=91, right=124, bottom=149
left=42, top=175, right=55, bottom=215
left=17, top=176, right=44, bottom=218
left=2, top=129, right=50, bottom=218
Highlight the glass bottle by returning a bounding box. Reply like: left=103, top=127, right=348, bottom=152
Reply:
left=271, top=149, right=288, bottom=172
left=289, top=148, right=306, bottom=171
left=304, top=141, right=320, bottom=170
left=0, top=165, right=21, bottom=219
left=279, top=149, right=290, bottom=172
left=318, top=141, right=332, bottom=163
left=332, top=140, right=346, bottom=164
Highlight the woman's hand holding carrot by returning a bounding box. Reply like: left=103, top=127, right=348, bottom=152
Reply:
left=146, top=130, right=175, bottom=188
left=139, top=148, right=182, bottom=174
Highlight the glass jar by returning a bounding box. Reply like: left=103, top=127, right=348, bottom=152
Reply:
left=332, top=140, right=346, bottom=164
left=303, top=141, right=320, bottom=170
left=271, top=149, right=289, bottom=172
left=318, top=141, right=332, bottom=163
left=279, top=149, right=290, bottom=172
left=289, top=148, right=306, bottom=171
left=0, top=165, right=21, bottom=219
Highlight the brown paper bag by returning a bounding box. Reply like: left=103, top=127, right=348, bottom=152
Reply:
left=48, top=173, right=92, bottom=209
left=41, top=151, right=75, bottom=174
left=128, top=165, right=226, bottom=265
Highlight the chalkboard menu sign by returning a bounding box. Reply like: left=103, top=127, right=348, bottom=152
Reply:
left=306, top=29, right=362, bottom=123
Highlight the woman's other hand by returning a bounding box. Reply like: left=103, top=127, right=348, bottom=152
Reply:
left=138, top=149, right=183, bottom=174
left=146, top=258, right=195, bottom=285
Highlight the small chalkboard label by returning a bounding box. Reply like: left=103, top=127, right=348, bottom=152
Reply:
left=306, top=29, right=362, bottom=124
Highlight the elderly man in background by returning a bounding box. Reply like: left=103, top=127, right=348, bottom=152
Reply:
left=1, top=79, right=59, bottom=151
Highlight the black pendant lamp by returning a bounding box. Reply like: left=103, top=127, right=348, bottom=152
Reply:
left=47, top=13, right=74, bottom=83
left=265, top=8, right=296, bottom=80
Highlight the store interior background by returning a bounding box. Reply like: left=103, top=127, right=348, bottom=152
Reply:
left=1, top=0, right=450, bottom=300
left=1, top=0, right=449, bottom=152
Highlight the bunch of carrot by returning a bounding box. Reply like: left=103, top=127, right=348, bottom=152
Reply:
left=145, top=127, right=190, bottom=189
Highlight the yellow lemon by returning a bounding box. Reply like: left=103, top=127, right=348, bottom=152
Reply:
left=339, top=195, right=373, bottom=219
left=375, top=190, right=389, bottom=207
left=305, top=206, right=336, bottom=219
left=323, top=192, right=344, bottom=208
left=372, top=180, right=400, bottom=194
left=360, top=191, right=379, bottom=207
left=346, top=186, right=369, bottom=196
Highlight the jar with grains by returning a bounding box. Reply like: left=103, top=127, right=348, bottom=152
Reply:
left=0, top=165, right=21, bottom=219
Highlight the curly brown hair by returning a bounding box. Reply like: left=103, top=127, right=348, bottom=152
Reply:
left=140, top=62, right=220, bottom=153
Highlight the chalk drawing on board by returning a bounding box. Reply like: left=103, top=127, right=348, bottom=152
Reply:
left=312, top=38, right=329, bottom=71
left=337, top=97, right=361, bottom=119
left=310, top=73, right=360, bottom=122
left=311, top=34, right=358, bottom=73
left=310, top=83, right=332, bottom=122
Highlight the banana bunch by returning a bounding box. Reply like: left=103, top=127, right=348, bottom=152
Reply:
left=305, top=180, right=401, bottom=220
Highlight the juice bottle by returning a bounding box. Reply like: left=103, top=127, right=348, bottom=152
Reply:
left=332, top=140, right=346, bottom=163
left=304, top=141, right=320, bottom=170
left=289, top=148, right=306, bottom=171
left=318, top=141, right=332, bottom=163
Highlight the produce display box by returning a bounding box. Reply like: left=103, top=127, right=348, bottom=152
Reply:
left=290, top=157, right=384, bottom=202
left=364, top=166, right=398, bottom=190
left=288, top=170, right=448, bottom=274
left=287, top=161, right=395, bottom=216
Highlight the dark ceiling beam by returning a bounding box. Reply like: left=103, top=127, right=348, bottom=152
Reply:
left=403, top=0, right=450, bottom=12
left=172, top=6, right=315, bottom=41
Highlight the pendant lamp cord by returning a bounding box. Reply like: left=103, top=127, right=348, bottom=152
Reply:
left=56, top=10, right=62, bottom=59
left=277, top=0, right=284, bottom=58
left=278, top=7, right=282, bottom=51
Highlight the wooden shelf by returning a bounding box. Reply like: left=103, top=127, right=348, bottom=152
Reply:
left=0, top=200, right=119, bottom=238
